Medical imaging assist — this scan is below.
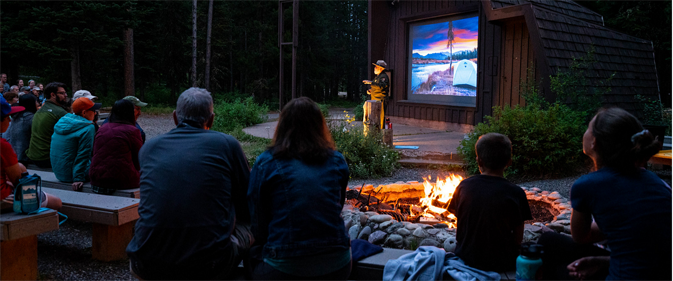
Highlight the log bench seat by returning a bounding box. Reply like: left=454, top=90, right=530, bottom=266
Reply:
left=350, top=248, right=516, bottom=280
left=0, top=209, right=59, bottom=280
left=28, top=169, right=140, bottom=198
left=42, top=187, right=139, bottom=262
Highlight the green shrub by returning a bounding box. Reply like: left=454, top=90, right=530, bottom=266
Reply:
left=317, top=103, right=330, bottom=118
left=330, top=123, right=400, bottom=178
left=212, top=97, right=269, bottom=133
left=353, top=101, right=365, bottom=121
left=457, top=103, right=587, bottom=178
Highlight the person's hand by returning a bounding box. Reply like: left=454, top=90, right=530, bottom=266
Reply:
left=567, top=256, right=610, bottom=280
left=72, top=182, right=84, bottom=191
left=362, top=80, right=371, bottom=84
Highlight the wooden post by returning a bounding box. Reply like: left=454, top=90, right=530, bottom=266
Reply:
left=92, top=221, right=135, bottom=262
left=363, top=100, right=382, bottom=136
left=382, top=128, right=393, bottom=147
left=1, top=235, right=38, bottom=280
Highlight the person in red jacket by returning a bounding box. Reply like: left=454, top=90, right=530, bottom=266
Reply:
left=1, top=97, right=61, bottom=209
left=89, top=99, right=143, bottom=194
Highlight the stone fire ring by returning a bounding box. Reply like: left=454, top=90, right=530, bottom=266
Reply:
left=342, top=182, right=572, bottom=251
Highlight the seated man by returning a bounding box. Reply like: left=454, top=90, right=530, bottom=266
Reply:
left=447, top=133, right=532, bottom=272
left=126, top=88, right=253, bottom=280
left=26, top=82, right=69, bottom=168
left=1, top=97, right=61, bottom=209
left=50, top=98, right=100, bottom=191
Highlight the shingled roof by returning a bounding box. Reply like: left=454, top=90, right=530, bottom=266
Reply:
left=491, top=0, right=604, bottom=26
left=489, top=0, right=660, bottom=112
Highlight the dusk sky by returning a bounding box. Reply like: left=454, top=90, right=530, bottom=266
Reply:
left=412, top=16, right=478, bottom=56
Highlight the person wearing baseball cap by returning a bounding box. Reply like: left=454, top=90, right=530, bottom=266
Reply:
left=50, top=97, right=101, bottom=191
left=32, top=86, right=44, bottom=105
left=362, top=59, right=390, bottom=129
left=72, top=90, right=97, bottom=101
left=102, top=96, right=147, bottom=143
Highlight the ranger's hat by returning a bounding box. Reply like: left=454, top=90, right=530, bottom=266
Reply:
left=373, top=60, right=388, bottom=69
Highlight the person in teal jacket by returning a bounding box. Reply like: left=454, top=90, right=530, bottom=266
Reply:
left=50, top=98, right=101, bottom=191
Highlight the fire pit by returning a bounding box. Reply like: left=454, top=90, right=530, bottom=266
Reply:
left=342, top=174, right=573, bottom=251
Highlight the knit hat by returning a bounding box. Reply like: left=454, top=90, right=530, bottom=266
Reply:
left=71, top=97, right=102, bottom=114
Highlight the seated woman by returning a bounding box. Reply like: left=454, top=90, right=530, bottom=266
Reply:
left=4, top=94, right=39, bottom=163
left=539, top=107, right=671, bottom=280
left=89, top=99, right=143, bottom=194
left=248, top=97, right=351, bottom=280
left=1, top=97, right=61, bottom=210
left=50, top=98, right=101, bottom=191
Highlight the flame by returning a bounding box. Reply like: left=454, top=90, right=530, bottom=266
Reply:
left=418, top=174, right=463, bottom=227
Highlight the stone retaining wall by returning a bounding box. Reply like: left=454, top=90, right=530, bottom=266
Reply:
left=343, top=183, right=573, bottom=251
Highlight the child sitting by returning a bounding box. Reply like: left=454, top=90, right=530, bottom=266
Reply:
left=447, top=133, right=532, bottom=272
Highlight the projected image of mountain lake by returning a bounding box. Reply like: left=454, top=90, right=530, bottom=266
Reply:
left=409, top=15, right=479, bottom=97
left=411, top=60, right=477, bottom=96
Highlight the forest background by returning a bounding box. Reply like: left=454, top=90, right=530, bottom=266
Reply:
left=1, top=1, right=670, bottom=108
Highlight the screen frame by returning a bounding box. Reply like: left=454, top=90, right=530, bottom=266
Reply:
left=406, top=12, right=480, bottom=108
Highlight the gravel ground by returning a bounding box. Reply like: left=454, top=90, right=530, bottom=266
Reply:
left=33, top=113, right=671, bottom=280
left=35, top=114, right=175, bottom=281
left=136, top=113, right=176, bottom=141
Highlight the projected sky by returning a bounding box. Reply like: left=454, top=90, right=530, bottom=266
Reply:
left=412, top=17, right=479, bottom=56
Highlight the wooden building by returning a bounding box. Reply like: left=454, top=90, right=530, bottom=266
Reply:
left=369, top=0, right=661, bottom=131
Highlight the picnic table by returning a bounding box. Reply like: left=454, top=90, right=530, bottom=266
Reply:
left=649, top=150, right=671, bottom=166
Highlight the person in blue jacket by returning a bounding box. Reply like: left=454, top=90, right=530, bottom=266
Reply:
left=248, top=97, right=351, bottom=280
left=50, top=97, right=101, bottom=191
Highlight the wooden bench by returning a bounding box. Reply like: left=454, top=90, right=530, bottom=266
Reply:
left=28, top=169, right=140, bottom=199
left=649, top=150, right=671, bottom=166
left=1, top=209, right=59, bottom=280
left=350, top=248, right=515, bottom=280
left=42, top=187, right=139, bottom=261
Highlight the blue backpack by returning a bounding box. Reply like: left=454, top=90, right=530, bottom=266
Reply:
left=13, top=173, right=41, bottom=214
left=13, top=173, right=68, bottom=224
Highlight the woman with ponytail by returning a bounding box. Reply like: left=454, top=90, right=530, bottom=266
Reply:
left=540, top=107, right=671, bottom=280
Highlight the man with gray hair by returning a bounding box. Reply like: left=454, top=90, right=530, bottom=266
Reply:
left=127, top=88, right=253, bottom=279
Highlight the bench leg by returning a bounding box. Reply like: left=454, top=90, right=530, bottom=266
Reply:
left=92, top=221, right=135, bottom=262
left=1, top=235, right=38, bottom=280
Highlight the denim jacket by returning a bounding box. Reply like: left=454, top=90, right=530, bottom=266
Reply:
left=248, top=150, right=350, bottom=259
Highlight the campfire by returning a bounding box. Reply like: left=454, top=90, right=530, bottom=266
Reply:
left=346, top=174, right=464, bottom=228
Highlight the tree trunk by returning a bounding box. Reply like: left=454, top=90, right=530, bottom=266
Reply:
left=70, top=43, right=82, bottom=91
left=191, top=0, right=197, bottom=88
left=205, top=0, right=213, bottom=91
left=123, top=28, right=135, bottom=97
left=229, top=28, right=233, bottom=92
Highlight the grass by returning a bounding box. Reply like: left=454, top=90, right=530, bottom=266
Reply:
left=226, top=127, right=271, bottom=167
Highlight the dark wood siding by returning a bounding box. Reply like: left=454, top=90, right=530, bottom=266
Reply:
left=499, top=19, right=534, bottom=108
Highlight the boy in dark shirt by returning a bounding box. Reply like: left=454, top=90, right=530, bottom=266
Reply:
left=447, top=133, right=532, bottom=272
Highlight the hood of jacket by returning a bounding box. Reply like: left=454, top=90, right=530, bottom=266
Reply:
left=54, top=113, right=93, bottom=135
